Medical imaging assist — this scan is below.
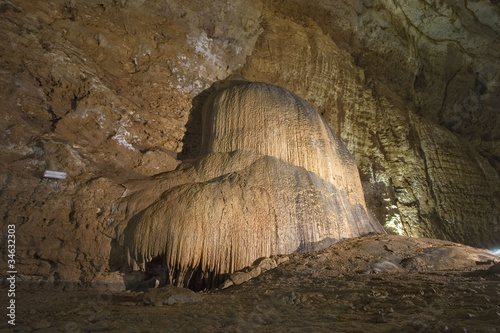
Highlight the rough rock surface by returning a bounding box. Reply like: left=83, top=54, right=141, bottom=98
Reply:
left=241, top=3, right=500, bottom=247
left=6, top=235, right=500, bottom=333
left=0, top=0, right=499, bottom=286
left=117, top=78, right=384, bottom=289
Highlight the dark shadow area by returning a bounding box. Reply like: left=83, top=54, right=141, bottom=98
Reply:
left=187, top=267, right=228, bottom=291
left=178, top=74, right=250, bottom=160
left=295, top=237, right=339, bottom=253
left=177, top=85, right=214, bottom=160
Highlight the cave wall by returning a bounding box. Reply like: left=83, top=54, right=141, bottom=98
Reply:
left=0, top=0, right=499, bottom=286
left=240, top=2, right=500, bottom=246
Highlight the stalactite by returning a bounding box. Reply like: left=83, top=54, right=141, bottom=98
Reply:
left=122, top=78, right=385, bottom=289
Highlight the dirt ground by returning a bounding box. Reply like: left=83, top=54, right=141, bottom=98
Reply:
left=2, top=235, right=500, bottom=333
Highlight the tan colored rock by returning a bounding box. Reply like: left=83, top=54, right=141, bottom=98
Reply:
left=229, top=272, right=252, bottom=285
left=304, top=234, right=500, bottom=274
left=272, top=255, right=290, bottom=265
left=120, top=79, right=384, bottom=288
left=218, top=279, right=234, bottom=290
left=247, top=265, right=262, bottom=278
left=133, top=149, right=180, bottom=176
left=254, top=257, right=278, bottom=272
left=140, top=285, right=203, bottom=306
left=200, top=79, right=366, bottom=206
left=90, top=272, right=126, bottom=292
left=1, top=0, right=499, bottom=289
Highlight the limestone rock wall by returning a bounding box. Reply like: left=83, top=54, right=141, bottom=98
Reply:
left=241, top=8, right=500, bottom=247
left=0, top=0, right=499, bottom=287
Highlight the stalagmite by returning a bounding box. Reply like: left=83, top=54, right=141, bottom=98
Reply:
left=121, top=77, right=385, bottom=289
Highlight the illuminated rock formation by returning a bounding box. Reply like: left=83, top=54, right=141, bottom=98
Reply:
left=121, top=78, right=385, bottom=288
left=2, top=0, right=498, bottom=289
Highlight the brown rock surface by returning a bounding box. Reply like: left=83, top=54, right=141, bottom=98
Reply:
left=0, top=0, right=499, bottom=287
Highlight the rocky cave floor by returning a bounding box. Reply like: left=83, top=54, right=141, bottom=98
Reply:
left=3, top=235, right=500, bottom=333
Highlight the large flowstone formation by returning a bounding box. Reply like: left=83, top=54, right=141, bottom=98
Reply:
left=119, top=78, right=385, bottom=289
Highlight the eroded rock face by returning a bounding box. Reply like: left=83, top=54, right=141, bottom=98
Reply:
left=118, top=78, right=384, bottom=289
left=241, top=2, right=500, bottom=248
left=0, top=0, right=499, bottom=288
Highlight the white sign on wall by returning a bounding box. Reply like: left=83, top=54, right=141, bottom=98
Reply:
left=43, top=170, right=67, bottom=180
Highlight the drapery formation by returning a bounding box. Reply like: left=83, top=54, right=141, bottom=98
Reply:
left=121, top=78, right=385, bottom=288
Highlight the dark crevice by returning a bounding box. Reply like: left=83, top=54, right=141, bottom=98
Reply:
left=71, top=91, right=90, bottom=111
left=413, top=69, right=427, bottom=92
left=130, top=257, right=229, bottom=292
left=46, top=106, right=61, bottom=132
left=178, top=82, right=217, bottom=160
left=438, top=67, right=462, bottom=123
left=68, top=201, right=76, bottom=225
